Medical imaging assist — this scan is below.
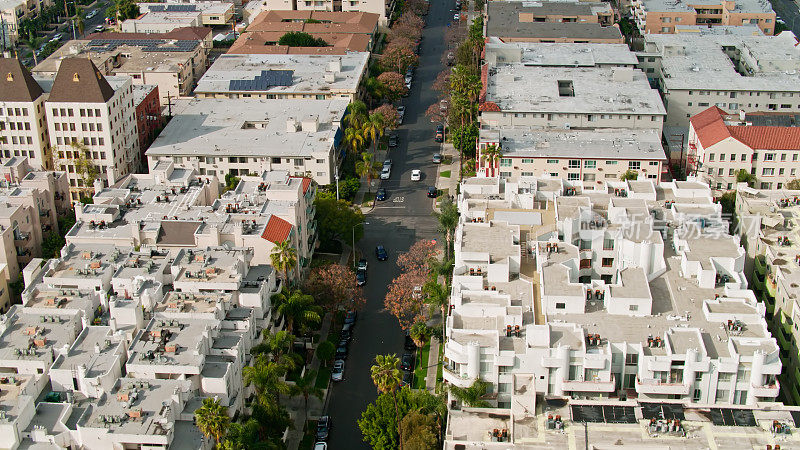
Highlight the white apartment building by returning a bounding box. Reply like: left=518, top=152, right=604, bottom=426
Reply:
left=480, top=42, right=666, bottom=131
left=45, top=58, right=139, bottom=201
left=0, top=0, right=52, bottom=46
left=146, top=97, right=347, bottom=185
left=476, top=128, right=667, bottom=183
left=688, top=106, right=800, bottom=192
left=121, top=2, right=234, bottom=33
left=0, top=58, right=51, bottom=168
left=637, top=29, right=800, bottom=128
left=261, top=0, right=394, bottom=25
left=194, top=52, right=369, bottom=102
left=444, top=176, right=781, bottom=417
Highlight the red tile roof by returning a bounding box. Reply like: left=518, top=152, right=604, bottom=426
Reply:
left=300, top=178, right=312, bottom=194
left=479, top=101, right=501, bottom=112
left=261, top=216, right=293, bottom=244
left=691, top=106, right=800, bottom=150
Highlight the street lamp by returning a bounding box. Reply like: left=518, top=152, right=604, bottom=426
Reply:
left=353, top=222, right=369, bottom=268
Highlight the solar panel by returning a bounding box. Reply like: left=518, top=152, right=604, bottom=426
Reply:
left=228, top=70, right=294, bottom=91
left=709, top=408, right=756, bottom=427
left=640, top=403, right=685, bottom=421
left=164, top=4, right=197, bottom=11
left=571, top=405, right=635, bottom=424
left=86, top=39, right=199, bottom=53
left=148, top=4, right=165, bottom=11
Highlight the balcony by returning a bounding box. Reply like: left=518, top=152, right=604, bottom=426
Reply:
left=13, top=231, right=29, bottom=242
left=754, top=254, right=766, bottom=276
left=751, top=380, right=780, bottom=398
left=561, top=375, right=616, bottom=393
left=766, top=275, right=777, bottom=298
left=635, top=377, right=690, bottom=395
left=442, top=365, right=473, bottom=388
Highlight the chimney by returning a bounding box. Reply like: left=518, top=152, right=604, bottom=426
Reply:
left=286, top=118, right=298, bottom=132
left=301, top=116, right=319, bottom=132
left=324, top=72, right=336, bottom=83
left=327, top=58, right=342, bottom=73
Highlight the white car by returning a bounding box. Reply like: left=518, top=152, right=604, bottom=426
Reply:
left=86, top=9, right=98, bottom=18
left=411, top=169, right=421, bottom=181
left=405, top=80, right=411, bottom=90
left=93, top=25, right=105, bottom=33
left=453, top=13, right=460, bottom=21
left=314, top=443, right=328, bottom=450
left=331, top=360, right=345, bottom=381
left=380, top=166, right=391, bottom=180
left=397, top=106, right=405, bottom=124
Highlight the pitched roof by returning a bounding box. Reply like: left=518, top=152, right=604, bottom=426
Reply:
left=261, top=216, right=293, bottom=244
left=48, top=58, right=116, bottom=103
left=290, top=176, right=312, bottom=194
left=691, top=106, right=800, bottom=150
left=0, top=58, right=44, bottom=102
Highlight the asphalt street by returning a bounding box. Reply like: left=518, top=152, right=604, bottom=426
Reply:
left=769, top=0, right=800, bottom=35
left=322, top=0, right=454, bottom=447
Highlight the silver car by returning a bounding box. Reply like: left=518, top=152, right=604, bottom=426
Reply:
left=380, top=166, right=391, bottom=180
left=331, top=360, right=345, bottom=381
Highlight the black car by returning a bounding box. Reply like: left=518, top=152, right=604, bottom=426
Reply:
left=388, top=134, right=398, bottom=147
left=376, top=188, right=387, bottom=201
left=404, top=334, right=416, bottom=351
left=335, top=345, right=348, bottom=360
left=356, top=268, right=367, bottom=286
left=344, top=310, right=357, bottom=325
left=427, top=186, right=438, bottom=198
left=338, top=338, right=349, bottom=349
left=375, top=245, right=388, bottom=261
left=316, top=416, right=331, bottom=441
left=401, top=353, right=415, bottom=372
left=341, top=323, right=353, bottom=340
left=401, top=371, right=414, bottom=387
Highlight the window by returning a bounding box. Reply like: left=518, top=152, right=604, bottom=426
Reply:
left=584, top=160, right=596, bottom=168
left=719, top=154, right=726, bottom=161
left=782, top=154, right=788, bottom=161
left=762, top=168, right=774, bottom=176
left=568, top=173, right=579, bottom=180
left=715, top=389, right=729, bottom=404
left=780, top=168, right=785, bottom=175
left=649, top=161, right=659, bottom=166
left=629, top=304, right=639, bottom=312
left=603, top=238, right=614, bottom=250
left=555, top=302, right=566, bottom=309
left=606, top=160, right=618, bottom=165
left=500, top=158, right=512, bottom=167
left=718, top=168, right=724, bottom=175
left=500, top=172, right=512, bottom=178
left=272, top=157, right=281, bottom=164
left=522, top=158, right=535, bottom=164
left=625, top=353, right=638, bottom=365
left=629, top=161, right=641, bottom=170
left=602, top=258, right=613, bottom=267
left=662, top=16, right=672, bottom=22
left=546, top=159, right=559, bottom=164
left=293, top=158, right=303, bottom=166
left=765, top=153, right=775, bottom=161
left=568, top=160, right=580, bottom=168
left=742, top=154, right=747, bottom=161
left=718, top=372, right=732, bottom=383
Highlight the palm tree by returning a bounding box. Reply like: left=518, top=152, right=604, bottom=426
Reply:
left=423, top=279, right=449, bottom=341
left=450, top=65, right=481, bottom=104
left=362, top=112, right=386, bottom=153
left=343, top=126, right=366, bottom=156
left=291, top=369, right=324, bottom=421
left=481, top=144, right=502, bottom=177
left=409, top=322, right=429, bottom=348
left=243, top=355, right=293, bottom=406
left=270, top=238, right=297, bottom=286
left=252, top=330, right=302, bottom=370
left=433, top=195, right=459, bottom=261
left=371, top=354, right=404, bottom=449
left=74, top=8, right=85, bottom=36
left=271, top=288, right=321, bottom=333
left=355, top=152, right=382, bottom=193
left=345, top=100, right=368, bottom=129
left=194, top=397, right=230, bottom=445
left=448, top=379, right=491, bottom=408
left=20, top=34, right=46, bottom=66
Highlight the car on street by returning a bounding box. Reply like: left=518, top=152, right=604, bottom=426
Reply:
left=411, top=169, right=421, bottom=181
left=427, top=186, right=438, bottom=198
left=335, top=345, right=348, bottom=360
left=439, top=99, right=448, bottom=111
left=338, top=338, right=348, bottom=349
left=401, top=353, right=415, bottom=371
left=331, top=360, right=345, bottom=381
left=314, top=443, right=328, bottom=450
left=453, top=13, right=460, bottom=21
left=404, top=334, right=416, bottom=351
left=86, top=9, right=98, bottom=18
left=404, top=79, right=411, bottom=91
left=357, top=258, right=368, bottom=271
left=401, top=371, right=414, bottom=387
left=316, top=416, right=331, bottom=441
left=376, top=188, right=387, bottom=201
left=375, top=245, right=388, bottom=260
left=93, top=25, right=105, bottom=32
left=340, top=326, right=352, bottom=340
left=432, top=153, right=443, bottom=164
left=345, top=310, right=357, bottom=325
left=380, top=166, right=391, bottom=180
left=388, top=134, right=398, bottom=147
left=356, top=268, right=367, bottom=286
left=51, top=33, right=64, bottom=41
left=406, top=67, right=414, bottom=77
left=384, top=159, right=392, bottom=168
left=435, top=125, right=444, bottom=142
left=397, top=106, right=405, bottom=124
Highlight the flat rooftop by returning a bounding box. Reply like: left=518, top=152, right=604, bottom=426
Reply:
left=460, top=221, right=520, bottom=263
left=128, top=317, right=219, bottom=368
left=641, top=31, right=800, bottom=91
left=0, top=307, right=80, bottom=361
left=146, top=97, right=347, bottom=158
left=194, top=52, right=369, bottom=95
left=485, top=39, right=638, bottom=67
left=640, top=0, right=773, bottom=14
left=50, top=327, right=123, bottom=378
left=486, top=1, right=621, bottom=41
left=484, top=65, right=666, bottom=115
left=479, top=128, right=666, bottom=160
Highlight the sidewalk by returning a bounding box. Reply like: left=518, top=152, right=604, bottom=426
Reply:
left=434, top=142, right=461, bottom=212
left=354, top=144, right=390, bottom=214
left=425, top=338, right=441, bottom=391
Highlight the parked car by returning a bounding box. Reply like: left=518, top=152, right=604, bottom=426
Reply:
left=316, top=417, right=331, bottom=441
left=404, top=334, right=416, bottom=351
left=331, top=360, right=345, bottom=381
left=335, top=345, right=348, bottom=360
left=375, top=245, right=388, bottom=261
left=345, top=310, right=357, bottom=325
left=341, top=323, right=353, bottom=340
left=401, top=353, right=415, bottom=372
left=51, top=33, right=63, bottom=41
left=405, top=67, right=414, bottom=78
left=357, top=258, right=368, bottom=271
left=388, top=134, right=398, bottom=147
left=380, top=166, right=391, bottom=180
left=356, top=268, right=367, bottom=286
left=411, top=169, right=421, bottom=181
left=401, top=371, right=414, bottom=387
left=93, top=25, right=105, bottom=32
left=384, top=159, right=392, bottom=168
left=338, top=338, right=348, bottom=349
left=453, top=13, right=460, bottom=21
left=86, top=9, right=98, bottom=18
left=314, top=443, right=328, bottom=450
left=404, top=80, right=411, bottom=91
left=427, top=186, right=438, bottom=198
left=435, top=125, right=444, bottom=143
left=397, top=106, right=405, bottom=124
left=432, top=153, right=443, bottom=164
left=376, top=188, right=387, bottom=201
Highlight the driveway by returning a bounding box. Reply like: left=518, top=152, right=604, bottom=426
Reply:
left=321, top=0, right=453, bottom=446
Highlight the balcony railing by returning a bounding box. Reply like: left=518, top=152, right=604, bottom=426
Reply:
left=635, top=376, right=689, bottom=395
left=751, top=380, right=780, bottom=398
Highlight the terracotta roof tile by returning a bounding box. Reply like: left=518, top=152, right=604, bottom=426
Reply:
left=261, top=216, right=293, bottom=244
left=479, top=101, right=501, bottom=112
left=692, top=106, right=800, bottom=150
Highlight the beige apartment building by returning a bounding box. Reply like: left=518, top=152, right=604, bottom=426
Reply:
left=0, top=0, right=52, bottom=46
left=261, top=0, right=393, bottom=25
left=46, top=58, right=139, bottom=201
left=637, top=29, right=800, bottom=128
left=0, top=59, right=51, bottom=169
left=33, top=36, right=208, bottom=99
left=486, top=0, right=624, bottom=44
left=477, top=128, right=667, bottom=183
left=632, top=0, right=775, bottom=35
left=688, top=106, right=800, bottom=192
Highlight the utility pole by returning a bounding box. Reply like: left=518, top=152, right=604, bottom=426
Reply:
left=163, top=93, right=173, bottom=118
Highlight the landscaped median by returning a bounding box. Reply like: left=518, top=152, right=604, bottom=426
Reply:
left=414, top=340, right=431, bottom=389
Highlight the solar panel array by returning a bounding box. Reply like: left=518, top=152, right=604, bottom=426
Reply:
left=709, top=408, right=756, bottom=427
left=229, top=70, right=294, bottom=91
left=148, top=4, right=197, bottom=12
left=87, top=39, right=199, bottom=53
left=571, top=405, right=636, bottom=424
left=640, top=403, right=685, bottom=421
